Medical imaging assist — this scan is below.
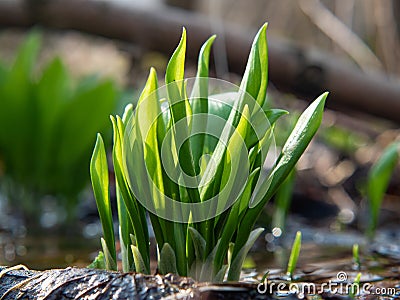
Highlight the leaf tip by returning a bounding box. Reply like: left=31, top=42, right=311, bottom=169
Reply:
left=320, top=91, right=329, bottom=102
left=181, top=27, right=187, bottom=41
left=261, top=22, right=268, bottom=32
left=95, top=133, right=104, bottom=144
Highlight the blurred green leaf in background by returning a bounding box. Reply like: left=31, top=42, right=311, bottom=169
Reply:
left=0, top=31, right=118, bottom=220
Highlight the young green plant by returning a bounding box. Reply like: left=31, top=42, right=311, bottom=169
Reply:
left=286, top=231, right=302, bottom=280
left=90, top=24, right=327, bottom=282
left=352, top=243, right=360, bottom=270
left=349, top=272, right=362, bottom=299
left=366, top=142, right=400, bottom=238
left=0, top=31, right=118, bottom=219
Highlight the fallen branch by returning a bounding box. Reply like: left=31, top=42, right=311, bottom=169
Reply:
left=1, top=0, right=400, bottom=123
left=0, top=266, right=266, bottom=299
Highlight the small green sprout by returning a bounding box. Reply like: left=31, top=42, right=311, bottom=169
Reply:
left=90, top=24, right=327, bottom=282
left=352, top=244, right=360, bottom=270
left=286, top=231, right=302, bottom=280
left=366, top=142, right=400, bottom=238
left=349, top=272, right=361, bottom=298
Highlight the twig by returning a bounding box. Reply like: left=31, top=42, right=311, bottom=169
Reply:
left=299, top=0, right=383, bottom=73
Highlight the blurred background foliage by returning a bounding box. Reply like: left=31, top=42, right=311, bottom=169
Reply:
left=0, top=0, right=399, bottom=270
left=0, top=31, right=119, bottom=222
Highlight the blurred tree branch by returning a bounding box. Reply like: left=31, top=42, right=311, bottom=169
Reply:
left=299, top=0, right=383, bottom=73
left=1, top=0, right=400, bottom=123
left=373, top=0, right=400, bottom=73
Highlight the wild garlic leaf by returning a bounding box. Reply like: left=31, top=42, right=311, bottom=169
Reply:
left=131, top=245, right=149, bottom=274
left=90, top=134, right=116, bottom=267
left=367, top=142, right=400, bottom=236
left=227, top=228, right=264, bottom=281
left=239, top=23, right=268, bottom=112
left=250, top=92, right=328, bottom=208
left=159, top=243, right=178, bottom=275
left=190, top=35, right=216, bottom=174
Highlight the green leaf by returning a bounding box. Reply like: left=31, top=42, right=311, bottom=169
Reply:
left=190, top=35, right=216, bottom=174
left=199, top=239, right=221, bottom=282
left=165, top=28, right=200, bottom=205
left=353, top=243, right=360, bottom=269
left=101, top=238, right=117, bottom=271
left=214, top=265, right=228, bottom=282
left=349, top=272, right=362, bottom=298
left=367, top=142, right=400, bottom=237
left=227, top=228, right=264, bottom=281
left=239, top=23, right=268, bottom=111
left=0, top=31, right=41, bottom=184
left=231, top=93, right=327, bottom=269
left=216, top=105, right=250, bottom=215
left=245, top=108, right=287, bottom=149
left=136, top=68, right=166, bottom=211
left=286, top=231, right=302, bottom=279
left=198, top=22, right=270, bottom=200
left=265, top=109, right=289, bottom=124
left=188, top=227, right=206, bottom=279
left=111, top=116, right=150, bottom=269
left=122, top=103, right=134, bottom=123
left=119, top=226, right=131, bottom=272
left=208, top=110, right=255, bottom=263
left=159, top=243, right=178, bottom=275
left=166, top=28, right=186, bottom=88
left=188, top=227, right=206, bottom=261
left=34, top=58, right=70, bottom=190
left=57, top=81, right=116, bottom=172
left=211, top=167, right=260, bottom=274
left=87, top=251, right=106, bottom=269
left=90, top=134, right=116, bottom=269
left=131, top=244, right=149, bottom=274
left=250, top=92, right=328, bottom=208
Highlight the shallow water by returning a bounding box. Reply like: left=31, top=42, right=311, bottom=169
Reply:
left=1, top=207, right=399, bottom=299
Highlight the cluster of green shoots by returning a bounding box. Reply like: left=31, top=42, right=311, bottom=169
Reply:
left=90, top=24, right=327, bottom=282
left=0, top=31, right=117, bottom=217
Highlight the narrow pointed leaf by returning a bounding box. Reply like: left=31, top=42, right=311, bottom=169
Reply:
left=239, top=23, right=268, bottom=110
left=199, top=239, right=222, bottom=282
left=190, top=36, right=216, bottom=174
left=287, top=231, right=302, bottom=279
left=214, top=265, right=228, bottom=282
left=101, top=238, right=117, bottom=271
left=131, top=245, right=149, bottom=274
left=367, top=142, right=400, bottom=236
left=227, top=228, right=264, bottom=281
left=188, top=227, right=206, bottom=261
left=159, top=243, right=178, bottom=275
left=90, top=134, right=116, bottom=266
left=250, top=92, right=328, bottom=208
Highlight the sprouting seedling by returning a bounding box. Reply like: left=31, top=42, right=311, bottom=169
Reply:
left=349, top=272, right=361, bottom=299
left=286, top=231, right=302, bottom=280
left=90, top=24, right=327, bottom=282
left=352, top=244, right=360, bottom=270
left=366, top=142, right=400, bottom=238
left=257, top=271, right=270, bottom=294
left=261, top=270, right=270, bottom=283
